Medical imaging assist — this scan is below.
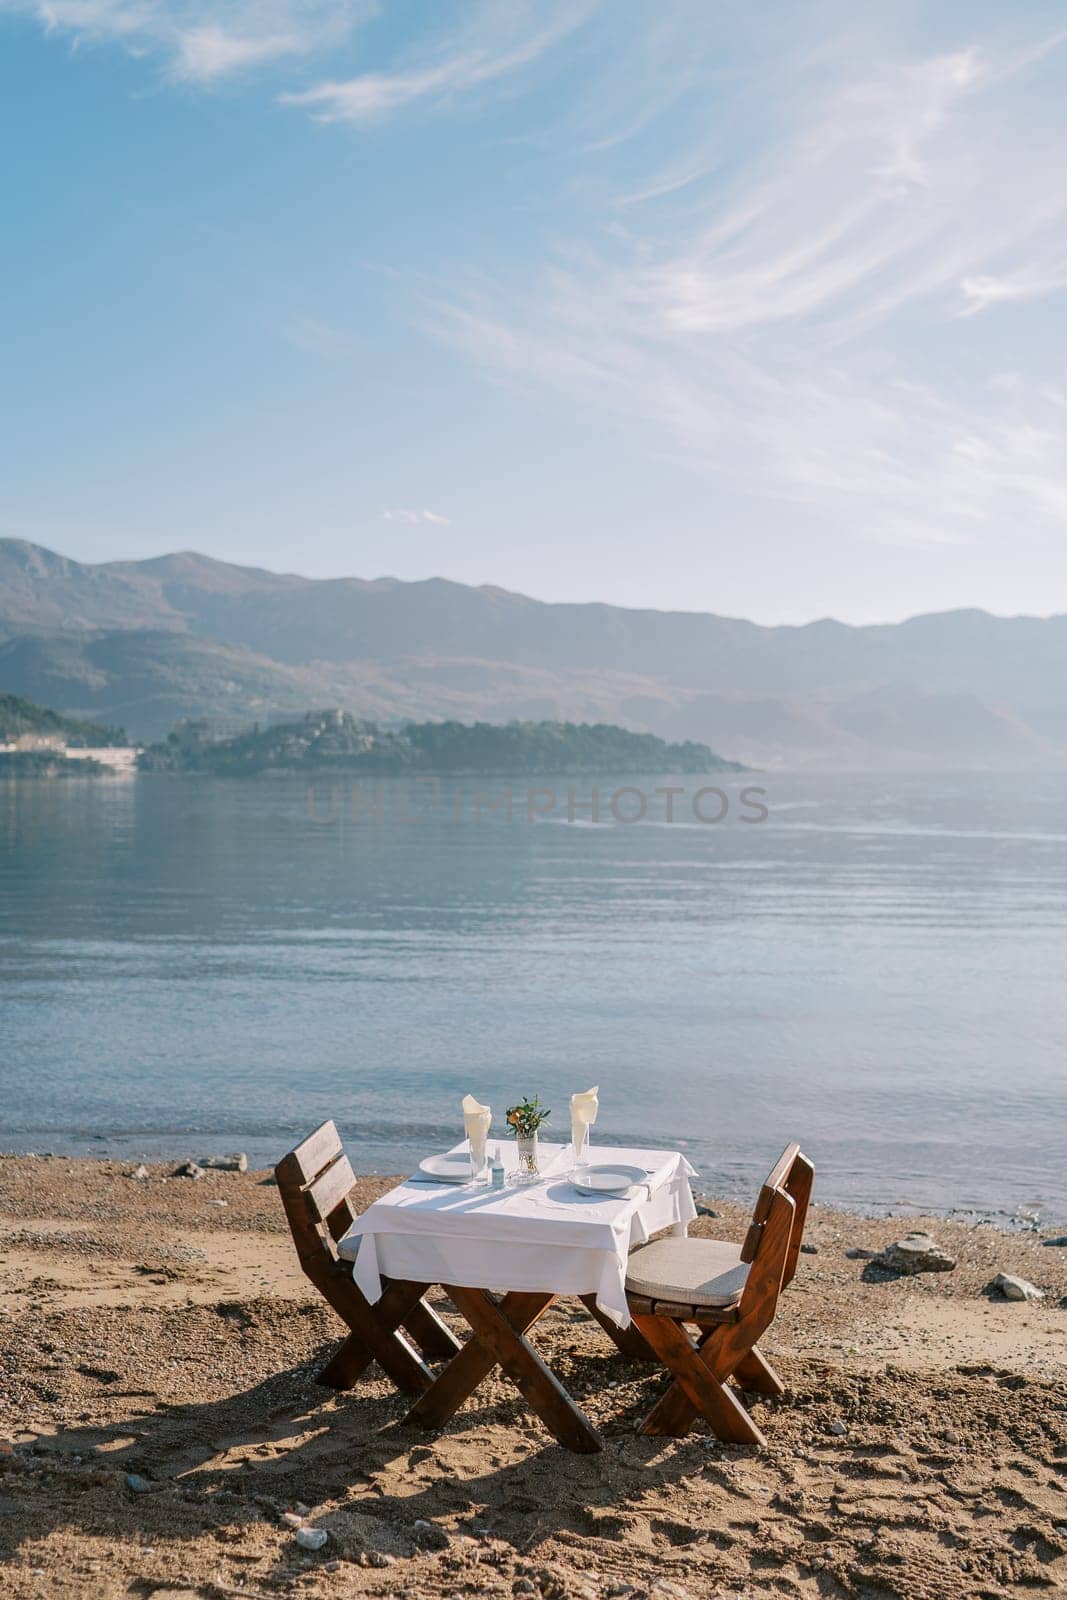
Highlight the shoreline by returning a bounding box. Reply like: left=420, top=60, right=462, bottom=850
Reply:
left=0, top=1154, right=1065, bottom=1598
left=3, top=1141, right=1064, bottom=1234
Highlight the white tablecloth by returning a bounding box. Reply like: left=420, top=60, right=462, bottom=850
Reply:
left=338, top=1142, right=698, bottom=1328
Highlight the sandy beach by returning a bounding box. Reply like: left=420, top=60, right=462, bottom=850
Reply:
left=0, top=1155, right=1064, bottom=1600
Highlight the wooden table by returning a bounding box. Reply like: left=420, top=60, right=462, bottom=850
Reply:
left=336, top=1142, right=698, bottom=1452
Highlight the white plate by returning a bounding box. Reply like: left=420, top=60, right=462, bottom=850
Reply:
left=417, top=1151, right=473, bottom=1183
left=570, top=1163, right=648, bottom=1196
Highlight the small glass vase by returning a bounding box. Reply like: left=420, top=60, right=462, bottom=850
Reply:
left=512, top=1132, right=541, bottom=1185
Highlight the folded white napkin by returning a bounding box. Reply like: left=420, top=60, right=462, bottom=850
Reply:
left=570, top=1085, right=598, bottom=1159
left=462, top=1093, right=492, bottom=1165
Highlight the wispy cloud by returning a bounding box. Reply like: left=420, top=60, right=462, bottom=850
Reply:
left=10, top=0, right=1067, bottom=579
left=958, top=265, right=1067, bottom=317
left=5, top=0, right=368, bottom=83
left=383, top=508, right=451, bottom=526
left=428, top=14, right=1067, bottom=548
left=280, top=0, right=595, bottom=123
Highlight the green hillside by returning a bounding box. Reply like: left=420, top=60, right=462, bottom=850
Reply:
left=139, top=711, right=740, bottom=777
left=0, top=692, right=127, bottom=747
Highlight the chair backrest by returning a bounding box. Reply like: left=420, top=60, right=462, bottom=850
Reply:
left=737, top=1143, right=814, bottom=1317
left=275, top=1120, right=358, bottom=1286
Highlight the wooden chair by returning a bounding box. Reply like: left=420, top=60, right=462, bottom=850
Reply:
left=624, top=1143, right=813, bottom=1444
left=275, top=1121, right=461, bottom=1393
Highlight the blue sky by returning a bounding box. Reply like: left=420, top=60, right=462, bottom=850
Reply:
left=2, top=1, right=1066, bottom=623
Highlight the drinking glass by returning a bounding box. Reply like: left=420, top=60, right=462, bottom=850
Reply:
left=469, top=1133, right=490, bottom=1186
left=572, top=1118, right=591, bottom=1175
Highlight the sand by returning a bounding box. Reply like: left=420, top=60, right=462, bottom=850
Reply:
left=0, top=1155, right=1064, bottom=1600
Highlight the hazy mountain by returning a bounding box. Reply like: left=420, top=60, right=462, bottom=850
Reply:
left=0, top=538, right=1064, bottom=767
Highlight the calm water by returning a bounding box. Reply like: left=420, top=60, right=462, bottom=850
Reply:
left=1, top=771, right=1064, bottom=1223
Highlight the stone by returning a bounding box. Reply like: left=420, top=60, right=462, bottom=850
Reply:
left=800, top=1242, right=818, bottom=1255
left=280, top=1511, right=304, bottom=1528
left=199, top=1153, right=248, bottom=1173
left=1042, top=1235, right=1067, bottom=1247
left=125, top=1473, right=153, bottom=1494
left=878, top=1233, right=956, bottom=1274
left=295, top=1526, right=329, bottom=1551
left=365, top=1551, right=395, bottom=1568
left=845, top=1248, right=879, bottom=1260
left=694, top=1199, right=719, bottom=1218
left=173, top=1162, right=203, bottom=1180
left=829, top=1419, right=848, bottom=1436
left=513, top=1582, right=537, bottom=1596
left=413, top=1518, right=450, bottom=1550
left=130, top=1165, right=149, bottom=1181
left=208, top=1198, right=228, bottom=1208
left=992, top=1272, right=1045, bottom=1302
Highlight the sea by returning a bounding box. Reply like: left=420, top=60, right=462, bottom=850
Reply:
left=1, top=769, right=1064, bottom=1224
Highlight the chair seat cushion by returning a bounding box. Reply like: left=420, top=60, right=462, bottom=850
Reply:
left=625, top=1237, right=748, bottom=1308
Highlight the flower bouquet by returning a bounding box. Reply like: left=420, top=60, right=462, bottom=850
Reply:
left=505, top=1095, right=551, bottom=1184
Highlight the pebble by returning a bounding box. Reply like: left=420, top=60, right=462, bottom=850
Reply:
left=130, top=1165, right=149, bottom=1181
left=513, top=1582, right=537, bottom=1596
left=992, top=1272, right=1045, bottom=1302
left=1042, top=1236, right=1067, bottom=1248
left=878, top=1233, right=957, bottom=1274
left=174, top=1162, right=203, bottom=1180
left=208, top=1198, right=229, bottom=1208
left=829, top=1420, right=848, bottom=1437
left=295, top=1526, right=329, bottom=1551
left=365, top=1550, right=395, bottom=1567
left=845, top=1247, right=879, bottom=1260
left=280, top=1511, right=304, bottom=1528
left=800, top=1242, right=818, bottom=1255
left=125, top=1473, right=153, bottom=1493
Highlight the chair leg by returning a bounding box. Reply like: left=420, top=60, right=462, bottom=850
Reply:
left=734, top=1345, right=785, bottom=1398
left=579, top=1294, right=656, bottom=1359
left=631, top=1316, right=766, bottom=1446
left=320, top=1276, right=436, bottom=1395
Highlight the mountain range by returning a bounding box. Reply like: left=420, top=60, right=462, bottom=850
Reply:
left=1, top=537, right=1065, bottom=768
